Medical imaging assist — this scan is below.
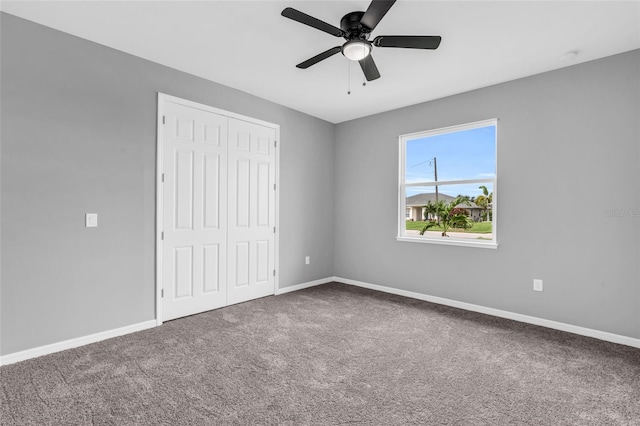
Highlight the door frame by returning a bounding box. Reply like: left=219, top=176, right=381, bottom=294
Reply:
left=155, top=93, right=280, bottom=325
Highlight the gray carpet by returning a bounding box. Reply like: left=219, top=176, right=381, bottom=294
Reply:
left=1, top=282, right=639, bottom=425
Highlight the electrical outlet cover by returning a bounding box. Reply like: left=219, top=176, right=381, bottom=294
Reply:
left=86, top=213, right=98, bottom=228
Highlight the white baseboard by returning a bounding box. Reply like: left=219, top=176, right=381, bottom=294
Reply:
left=3, top=277, right=332, bottom=366
left=3, top=276, right=637, bottom=366
left=333, top=276, right=640, bottom=349
left=276, top=277, right=334, bottom=295
left=0, top=320, right=157, bottom=366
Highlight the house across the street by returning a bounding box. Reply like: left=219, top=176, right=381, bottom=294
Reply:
left=405, top=193, right=488, bottom=222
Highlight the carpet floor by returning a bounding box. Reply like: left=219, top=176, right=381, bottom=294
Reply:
left=1, top=282, right=639, bottom=425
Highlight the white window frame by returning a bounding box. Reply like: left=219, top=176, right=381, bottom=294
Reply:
left=397, top=119, right=498, bottom=249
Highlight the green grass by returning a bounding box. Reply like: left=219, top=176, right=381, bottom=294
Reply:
left=406, top=220, right=493, bottom=233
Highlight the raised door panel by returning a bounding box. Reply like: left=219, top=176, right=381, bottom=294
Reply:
left=202, top=244, right=220, bottom=294
left=173, top=246, right=194, bottom=298
left=203, top=154, right=221, bottom=230
left=235, top=158, right=251, bottom=228
left=174, top=150, right=194, bottom=230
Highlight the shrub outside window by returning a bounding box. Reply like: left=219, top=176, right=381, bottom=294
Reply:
left=398, top=119, right=497, bottom=248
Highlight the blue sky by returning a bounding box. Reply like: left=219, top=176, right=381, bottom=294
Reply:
left=405, top=125, right=496, bottom=198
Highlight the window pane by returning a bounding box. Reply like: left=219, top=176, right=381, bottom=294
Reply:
left=405, top=183, right=494, bottom=240
left=405, top=124, right=496, bottom=183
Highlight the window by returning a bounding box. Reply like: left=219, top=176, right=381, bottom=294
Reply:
left=398, top=119, right=497, bottom=248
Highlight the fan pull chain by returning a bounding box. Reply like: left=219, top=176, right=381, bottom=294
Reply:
left=362, top=43, right=367, bottom=87
left=347, top=61, right=351, bottom=95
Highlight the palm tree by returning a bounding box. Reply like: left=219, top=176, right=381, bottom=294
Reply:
left=474, top=185, right=493, bottom=221
left=423, top=200, right=438, bottom=222
left=419, top=196, right=472, bottom=237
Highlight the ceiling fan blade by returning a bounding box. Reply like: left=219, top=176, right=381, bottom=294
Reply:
left=360, top=0, right=396, bottom=31
left=373, top=35, right=442, bottom=49
left=359, top=55, right=381, bottom=81
left=281, top=7, right=346, bottom=37
left=296, top=46, right=342, bottom=69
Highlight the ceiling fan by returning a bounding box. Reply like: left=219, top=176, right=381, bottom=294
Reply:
left=281, top=0, right=441, bottom=82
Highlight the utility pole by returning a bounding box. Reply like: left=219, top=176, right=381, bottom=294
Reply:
left=433, top=156, right=439, bottom=202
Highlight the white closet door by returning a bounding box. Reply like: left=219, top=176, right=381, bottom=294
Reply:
left=227, top=119, right=277, bottom=305
left=162, top=101, right=228, bottom=321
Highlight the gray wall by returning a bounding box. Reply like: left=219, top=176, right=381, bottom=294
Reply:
left=334, top=49, right=640, bottom=339
left=2, top=12, right=638, bottom=357
left=0, top=13, right=335, bottom=355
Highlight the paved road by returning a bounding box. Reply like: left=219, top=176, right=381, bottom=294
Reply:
left=405, top=229, right=491, bottom=240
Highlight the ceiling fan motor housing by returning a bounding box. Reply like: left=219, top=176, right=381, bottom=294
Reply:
left=340, top=11, right=371, bottom=39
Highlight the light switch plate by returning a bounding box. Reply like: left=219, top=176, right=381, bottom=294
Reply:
left=86, top=213, right=98, bottom=228
left=533, top=279, right=543, bottom=292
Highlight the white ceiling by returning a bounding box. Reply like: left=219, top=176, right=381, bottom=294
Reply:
left=2, top=1, right=639, bottom=123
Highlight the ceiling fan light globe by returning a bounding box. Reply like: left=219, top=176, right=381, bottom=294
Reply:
left=342, top=40, right=371, bottom=61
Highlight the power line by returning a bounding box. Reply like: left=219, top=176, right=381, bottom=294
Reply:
left=409, top=159, right=432, bottom=168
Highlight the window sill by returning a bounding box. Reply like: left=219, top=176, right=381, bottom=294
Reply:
left=396, top=235, right=498, bottom=249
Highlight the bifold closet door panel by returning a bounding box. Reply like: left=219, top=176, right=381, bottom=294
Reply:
left=227, top=118, right=277, bottom=306
left=162, top=101, right=228, bottom=321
